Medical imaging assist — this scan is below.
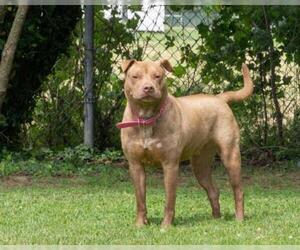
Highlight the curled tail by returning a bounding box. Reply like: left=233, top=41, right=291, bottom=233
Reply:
left=217, top=64, right=254, bottom=103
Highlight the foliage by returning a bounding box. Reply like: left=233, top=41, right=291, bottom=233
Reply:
left=0, top=146, right=123, bottom=177
left=0, top=6, right=81, bottom=148
left=23, top=27, right=84, bottom=148
left=276, top=107, right=300, bottom=160
left=24, top=6, right=142, bottom=150
left=93, top=6, right=142, bottom=149
left=169, top=5, right=300, bottom=156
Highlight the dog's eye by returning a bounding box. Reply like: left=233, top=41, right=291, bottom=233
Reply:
left=154, top=75, right=161, bottom=79
left=132, top=75, right=138, bottom=79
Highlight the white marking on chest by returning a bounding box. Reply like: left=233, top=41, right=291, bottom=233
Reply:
left=142, top=126, right=153, bottom=149
left=138, top=126, right=163, bottom=150
left=143, top=139, right=162, bottom=151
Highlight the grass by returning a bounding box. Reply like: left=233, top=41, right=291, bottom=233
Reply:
left=0, top=164, right=299, bottom=244
left=136, top=27, right=201, bottom=64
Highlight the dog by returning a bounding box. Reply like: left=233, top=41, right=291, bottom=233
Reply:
left=117, top=59, right=253, bottom=228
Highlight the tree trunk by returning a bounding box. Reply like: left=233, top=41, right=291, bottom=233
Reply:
left=258, top=53, right=269, bottom=145
left=263, top=6, right=284, bottom=146
left=84, top=5, right=94, bottom=147
left=0, top=5, right=29, bottom=112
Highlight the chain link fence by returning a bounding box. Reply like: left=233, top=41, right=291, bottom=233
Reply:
left=21, top=5, right=300, bottom=162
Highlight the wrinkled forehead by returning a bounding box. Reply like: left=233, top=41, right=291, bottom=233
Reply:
left=128, top=61, right=165, bottom=75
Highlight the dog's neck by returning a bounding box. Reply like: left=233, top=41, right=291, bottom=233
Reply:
left=128, top=95, right=167, bottom=119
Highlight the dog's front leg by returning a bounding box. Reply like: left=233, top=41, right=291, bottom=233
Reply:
left=128, top=161, right=148, bottom=227
left=161, top=161, right=179, bottom=228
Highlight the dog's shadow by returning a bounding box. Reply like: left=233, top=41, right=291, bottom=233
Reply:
left=148, top=212, right=250, bottom=227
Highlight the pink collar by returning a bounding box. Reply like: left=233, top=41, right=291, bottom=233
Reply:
left=116, top=98, right=168, bottom=129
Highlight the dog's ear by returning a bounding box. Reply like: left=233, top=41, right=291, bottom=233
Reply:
left=120, top=59, right=135, bottom=73
left=160, top=59, right=173, bottom=72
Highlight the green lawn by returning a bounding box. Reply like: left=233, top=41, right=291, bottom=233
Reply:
left=0, top=165, right=299, bottom=244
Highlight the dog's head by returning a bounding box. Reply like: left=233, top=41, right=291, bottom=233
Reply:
left=120, top=59, right=172, bottom=104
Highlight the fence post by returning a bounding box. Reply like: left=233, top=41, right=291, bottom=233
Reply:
left=84, top=5, right=94, bottom=147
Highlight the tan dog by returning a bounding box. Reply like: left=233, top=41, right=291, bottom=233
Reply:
left=118, top=59, right=253, bottom=228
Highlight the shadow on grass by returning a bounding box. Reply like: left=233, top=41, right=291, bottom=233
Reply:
left=174, top=213, right=214, bottom=226
left=148, top=211, right=252, bottom=227
left=148, top=213, right=217, bottom=227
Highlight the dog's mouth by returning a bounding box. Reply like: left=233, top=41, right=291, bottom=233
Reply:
left=133, top=93, right=161, bottom=103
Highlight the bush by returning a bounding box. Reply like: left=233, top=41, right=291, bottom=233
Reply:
left=0, top=146, right=124, bottom=177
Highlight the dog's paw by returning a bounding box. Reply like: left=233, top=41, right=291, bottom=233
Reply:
left=212, top=211, right=221, bottom=219
left=135, top=217, right=148, bottom=228
left=160, top=219, right=173, bottom=230
left=235, top=212, right=244, bottom=221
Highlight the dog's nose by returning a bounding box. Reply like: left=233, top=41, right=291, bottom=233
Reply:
left=143, top=85, right=154, bottom=93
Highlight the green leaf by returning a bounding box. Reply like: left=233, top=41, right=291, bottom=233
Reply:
left=173, top=65, right=187, bottom=78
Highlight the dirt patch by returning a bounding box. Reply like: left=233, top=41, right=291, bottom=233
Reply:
left=1, top=167, right=300, bottom=190
left=0, top=175, right=89, bottom=188
left=1, top=175, right=32, bottom=187
left=35, top=176, right=88, bottom=188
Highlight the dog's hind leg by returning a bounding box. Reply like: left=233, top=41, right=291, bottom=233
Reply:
left=219, top=141, right=244, bottom=220
left=191, top=144, right=221, bottom=218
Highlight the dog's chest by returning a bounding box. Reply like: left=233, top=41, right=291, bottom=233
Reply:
left=123, top=123, right=179, bottom=164
left=141, top=126, right=155, bottom=149
left=138, top=126, right=164, bottom=163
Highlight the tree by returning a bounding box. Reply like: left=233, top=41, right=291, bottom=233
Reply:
left=0, top=5, right=29, bottom=111
left=0, top=6, right=81, bottom=148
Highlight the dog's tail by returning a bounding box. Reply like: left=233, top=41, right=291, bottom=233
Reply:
left=217, top=64, right=254, bottom=103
